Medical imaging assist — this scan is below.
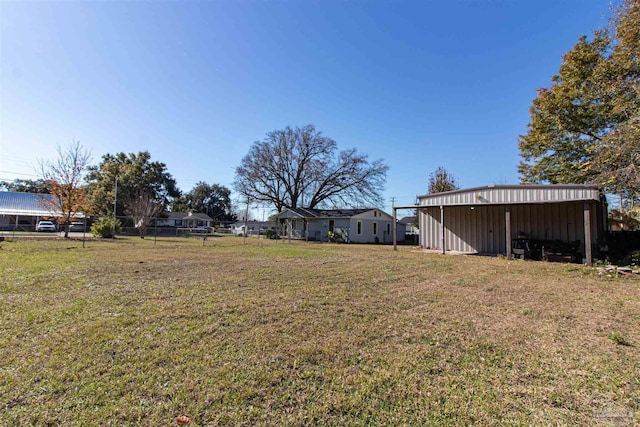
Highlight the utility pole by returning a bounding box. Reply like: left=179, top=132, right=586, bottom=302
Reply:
left=243, top=196, right=249, bottom=245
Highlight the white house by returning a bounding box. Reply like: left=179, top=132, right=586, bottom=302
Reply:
left=155, top=212, right=214, bottom=230
left=275, top=207, right=405, bottom=243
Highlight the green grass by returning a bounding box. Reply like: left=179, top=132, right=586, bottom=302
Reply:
left=1, top=236, right=639, bottom=425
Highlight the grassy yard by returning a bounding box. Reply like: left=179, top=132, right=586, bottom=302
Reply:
left=1, top=236, right=638, bottom=426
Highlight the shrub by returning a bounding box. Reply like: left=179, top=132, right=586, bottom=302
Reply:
left=620, top=249, right=640, bottom=267
left=265, top=229, right=277, bottom=239
left=91, top=217, right=122, bottom=238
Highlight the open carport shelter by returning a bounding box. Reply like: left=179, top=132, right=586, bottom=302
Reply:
left=0, top=191, right=62, bottom=230
left=393, top=185, right=607, bottom=266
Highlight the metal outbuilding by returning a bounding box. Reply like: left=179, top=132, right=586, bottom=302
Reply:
left=0, top=191, right=63, bottom=230
left=392, top=184, right=607, bottom=266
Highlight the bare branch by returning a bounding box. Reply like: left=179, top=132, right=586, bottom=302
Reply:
left=234, top=125, right=388, bottom=212
left=39, top=141, right=91, bottom=238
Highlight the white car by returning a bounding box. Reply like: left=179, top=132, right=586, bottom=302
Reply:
left=36, top=221, right=57, bottom=232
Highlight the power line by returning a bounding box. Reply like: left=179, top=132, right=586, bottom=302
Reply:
left=0, top=170, right=40, bottom=177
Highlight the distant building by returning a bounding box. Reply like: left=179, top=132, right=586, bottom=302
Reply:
left=231, top=221, right=276, bottom=236
left=155, top=212, right=214, bottom=230
left=399, top=215, right=418, bottom=244
left=275, top=207, right=405, bottom=243
left=0, top=191, right=62, bottom=230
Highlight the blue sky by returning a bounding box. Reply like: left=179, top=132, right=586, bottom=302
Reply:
left=0, top=0, right=611, bottom=215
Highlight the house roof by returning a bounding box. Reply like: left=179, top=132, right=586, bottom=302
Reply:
left=416, top=184, right=602, bottom=207
left=278, top=207, right=377, bottom=219
left=163, top=212, right=186, bottom=220
left=0, top=191, right=62, bottom=217
left=398, top=216, right=416, bottom=225
left=274, top=207, right=398, bottom=220
left=183, top=212, right=213, bottom=221
left=162, top=211, right=214, bottom=221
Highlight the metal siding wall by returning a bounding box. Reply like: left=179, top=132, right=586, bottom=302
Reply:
left=420, top=201, right=600, bottom=256
left=420, top=207, right=441, bottom=249
left=430, top=208, right=441, bottom=249
left=435, top=206, right=505, bottom=254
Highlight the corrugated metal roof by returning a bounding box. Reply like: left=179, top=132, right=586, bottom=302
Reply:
left=0, top=191, right=62, bottom=216
left=418, top=185, right=601, bottom=207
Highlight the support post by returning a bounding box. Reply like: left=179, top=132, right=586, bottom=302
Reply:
left=393, top=207, right=397, bottom=251
left=584, top=202, right=592, bottom=266
left=440, top=205, right=445, bottom=255
left=505, top=206, right=512, bottom=260
left=243, top=197, right=249, bottom=245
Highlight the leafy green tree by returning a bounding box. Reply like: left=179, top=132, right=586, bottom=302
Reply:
left=86, top=151, right=180, bottom=217
left=519, top=0, right=640, bottom=200
left=609, top=207, right=640, bottom=231
left=428, top=166, right=459, bottom=194
left=0, top=178, right=50, bottom=193
left=174, top=182, right=236, bottom=221
left=592, top=0, right=640, bottom=198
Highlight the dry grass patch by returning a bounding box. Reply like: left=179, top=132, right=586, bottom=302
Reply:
left=1, top=237, right=639, bottom=425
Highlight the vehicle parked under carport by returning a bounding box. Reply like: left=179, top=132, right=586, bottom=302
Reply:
left=36, top=221, right=57, bottom=232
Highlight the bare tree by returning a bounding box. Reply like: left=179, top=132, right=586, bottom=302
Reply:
left=39, top=142, right=91, bottom=238
left=234, top=125, right=388, bottom=212
left=126, top=190, right=164, bottom=239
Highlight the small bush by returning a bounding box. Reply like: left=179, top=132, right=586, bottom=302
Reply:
left=620, top=249, right=640, bottom=267
left=265, top=229, right=277, bottom=239
left=91, top=217, right=122, bottom=238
